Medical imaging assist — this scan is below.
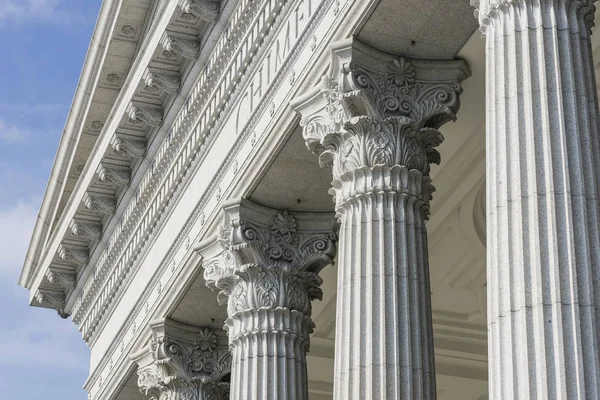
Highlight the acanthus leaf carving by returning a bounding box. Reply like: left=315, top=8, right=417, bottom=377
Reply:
left=69, top=220, right=102, bottom=241
left=45, top=268, right=76, bottom=290
left=179, top=0, right=221, bottom=22
left=96, top=164, right=131, bottom=187
left=57, top=244, right=89, bottom=266
left=111, top=135, right=147, bottom=158
left=35, top=289, right=69, bottom=319
left=128, top=105, right=164, bottom=127
left=161, top=33, right=200, bottom=60
left=292, top=39, right=469, bottom=215
left=132, top=321, right=231, bottom=400
left=144, top=71, right=182, bottom=95
left=199, top=200, right=337, bottom=319
left=83, top=192, right=117, bottom=216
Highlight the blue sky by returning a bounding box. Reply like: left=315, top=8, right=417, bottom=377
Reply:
left=0, top=1, right=102, bottom=398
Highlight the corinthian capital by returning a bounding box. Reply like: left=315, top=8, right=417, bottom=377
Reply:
left=131, top=319, right=231, bottom=400
left=196, top=199, right=337, bottom=319
left=470, top=0, right=596, bottom=35
left=291, top=39, right=469, bottom=211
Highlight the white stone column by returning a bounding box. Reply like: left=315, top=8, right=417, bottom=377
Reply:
left=471, top=1, right=600, bottom=398
left=196, top=199, right=337, bottom=400
left=131, top=319, right=231, bottom=400
left=292, top=39, right=469, bottom=399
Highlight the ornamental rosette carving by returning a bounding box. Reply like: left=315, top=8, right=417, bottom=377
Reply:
left=133, top=322, right=231, bottom=400
left=292, top=39, right=469, bottom=209
left=199, top=200, right=337, bottom=319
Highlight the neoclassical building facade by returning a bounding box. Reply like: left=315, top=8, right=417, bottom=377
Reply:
left=18, top=0, right=600, bottom=399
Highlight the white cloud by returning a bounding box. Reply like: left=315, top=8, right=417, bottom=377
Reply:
left=0, top=199, right=38, bottom=279
left=0, top=312, right=89, bottom=370
left=0, top=198, right=89, bottom=372
left=0, top=0, right=79, bottom=26
left=0, top=118, right=29, bottom=143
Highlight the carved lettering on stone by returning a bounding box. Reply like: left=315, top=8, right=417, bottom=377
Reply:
left=179, top=0, right=221, bottom=22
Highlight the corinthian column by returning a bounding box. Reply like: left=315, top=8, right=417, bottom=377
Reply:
left=131, top=319, right=231, bottom=400
left=471, top=1, right=600, bottom=398
left=196, top=199, right=337, bottom=400
left=291, top=38, right=469, bottom=399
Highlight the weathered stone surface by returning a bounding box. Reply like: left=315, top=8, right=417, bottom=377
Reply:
left=471, top=0, right=600, bottom=398
left=131, top=319, right=231, bottom=400
left=197, top=198, right=337, bottom=400
left=292, top=38, right=469, bottom=399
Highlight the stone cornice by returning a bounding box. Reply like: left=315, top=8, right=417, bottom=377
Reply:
left=26, top=0, right=212, bottom=323
left=84, top=0, right=346, bottom=396
left=19, top=0, right=123, bottom=288
left=71, top=0, right=296, bottom=343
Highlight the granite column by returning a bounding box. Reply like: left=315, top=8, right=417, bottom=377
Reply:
left=292, top=38, right=469, bottom=399
left=472, top=1, right=600, bottom=398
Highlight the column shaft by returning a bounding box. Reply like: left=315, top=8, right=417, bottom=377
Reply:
left=334, top=166, right=435, bottom=399
left=198, top=200, right=337, bottom=400
left=227, top=309, right=311, bottom=399
left=292, top=38, right=469, bottom=400
left=473, top=1, right=600, bottom=398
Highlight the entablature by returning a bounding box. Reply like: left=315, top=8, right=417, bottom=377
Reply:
left=24, top=0, right=230, bottom=328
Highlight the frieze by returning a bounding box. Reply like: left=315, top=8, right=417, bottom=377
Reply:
left=80, top=0, right=340, bottom=395
left=73, top=0, right=323, bottom=343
